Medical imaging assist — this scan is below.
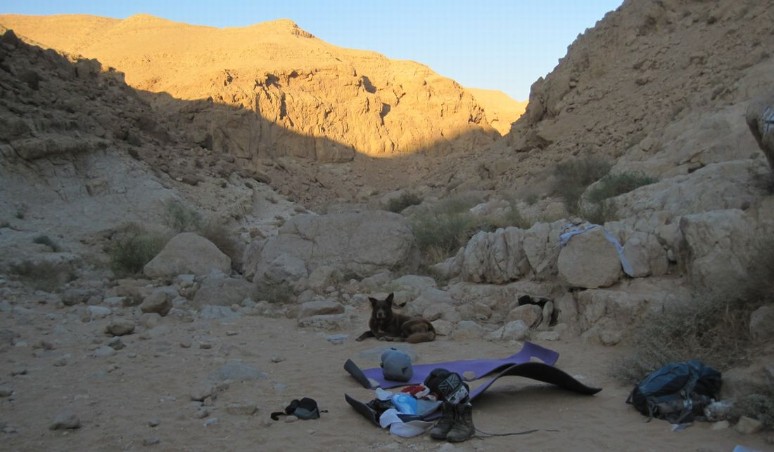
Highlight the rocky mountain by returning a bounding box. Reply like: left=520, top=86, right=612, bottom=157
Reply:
left=450, top=0, right=774, bottom=196
left=466, top=88, right=527, bottom=135
left=0, top=28, right=301, bottom=275
left=0, top=14, right=514, bottom=162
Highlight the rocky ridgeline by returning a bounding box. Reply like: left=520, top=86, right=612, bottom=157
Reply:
left=429, top=0, right=774, bottom=196
left=0, top=14, right=501, bottom=163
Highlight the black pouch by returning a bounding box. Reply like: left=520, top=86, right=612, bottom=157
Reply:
left=424, top=368, right=470, bottom=404
left=271, top=397, right=327, bottom=420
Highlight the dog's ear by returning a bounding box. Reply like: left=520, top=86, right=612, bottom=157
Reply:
left=385, top=293, right=394, bottom=305
left=368, top=297, right=378, bottom=306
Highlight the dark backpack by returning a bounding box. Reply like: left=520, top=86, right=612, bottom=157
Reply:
left=271, top=397, right=327, bottom=420
left=626, top=360, right=721, bottom=424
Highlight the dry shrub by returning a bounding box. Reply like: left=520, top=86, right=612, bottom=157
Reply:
left=410, top=195, right=480, bottom=259
left=411, top=207, right=475, bottom=262
left=477, top=198, right=531, bottom=231
left=162, top=199, right=241, bottom=270
left=580, top=199, right=618, bottom=225
left=256, top=281, right=295, bottom=304
left=199, top=220, right=241, bottom=270
left=586, top=171, right=657, bottom=204
left=732, top=392, right=774, bottom=429
left=552, top=156, right=611, bottom=215
left=411, top=194, right=534, bottom=270
left=386, top=192, right=423, bottom=213
left=609, top=297, right=759, bottom=384
left=32, top=234, right=61, bottom=252
left=9, top=259, right=75, bottom=292
left=108, top=223, right=168, bottom=277
left=611, top=240, right=774, bottom=384
left=162, top=199, right=202, bottom=233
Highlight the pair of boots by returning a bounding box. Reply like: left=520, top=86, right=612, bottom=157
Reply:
left=430, top=401, right=475, bottom=442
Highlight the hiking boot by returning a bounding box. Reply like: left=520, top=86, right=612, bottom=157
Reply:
left=430, top=402, right=455, bottom=440
left=446, top=402, right=475, bottom=443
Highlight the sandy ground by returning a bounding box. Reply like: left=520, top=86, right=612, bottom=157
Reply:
left=1, top=300, right=771, bottom=452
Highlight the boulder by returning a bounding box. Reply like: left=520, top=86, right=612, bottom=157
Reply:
left=451, top=320, right=485, bottom=340
left=506, top=304, right=542, bottom=328
left=721, top=363, right=772, bottom=400
left=749, top=305, right=774, bottom=341
left=404, top=288, right=456, bottom=317
left=198, top=305, right=240, bottom=320
left=144, top=233, right=231, bottom=278
left=192, top=273, right=254, bottom=308
left=422, top=303, right=461, bottom=323
left=557, top=227, right=623, bottom=289
left=250, top=211, right=418, bottom=293
left=105, top=318, right=135, bottom=336
left=485, top=320, right=529, bottom=342
left=460, top=227, right=530, bottom=283
left=621, top=231, right=669, bottom=278
left=679, top=210, right=757, bottom=297
left=575, top=279, right=691, bottom=338
left=746, top=93, right=774, bottom=172
left=614, top=160, right=769, bottom=219
left=522, top=220, right=564, bottom=280
left=297, top=299, right=344, bottom=318
left=140, top=288, right=174, bottom=316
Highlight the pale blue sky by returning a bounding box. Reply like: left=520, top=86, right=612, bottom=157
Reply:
left=1, top=1, right=622, bottom=100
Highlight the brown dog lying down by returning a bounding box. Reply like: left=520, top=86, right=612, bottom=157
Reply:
left=355, top=293, right=435, bottom=344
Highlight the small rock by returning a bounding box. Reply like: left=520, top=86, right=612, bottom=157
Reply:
left=53, top=355, right=70, bottom=367
left=140, top=290, right=172, bottom=316
left=33, top=340, right=55, bottom=350
left=203, top=417, right=219, bottom=427
left=190, top=384, right=214, bottom=402
left=199, top=305, right=239, bottom=320
left=108, top=337, right=126, bottom=350
left=142, top=437, right=161, bottom=446
left=298, top=299, right=344, bottom=318
left=49, top=412, right=81, bottom=430
left=499, top=320, right=529, bottom=341
left=271, top=355, right=285, bottom=363
left=148, top=418, right=160, bottom=427
left=209, top=361, right=266, bottom=382
left=92, top=345, right=116, bottom=358
left=105, top=319, right=135, bottom=336
left=102, top=296, right=127, bottom=308
left=735, top=416, right=763, bottom=434
left=139, top=313, right=162, bottom=329
left=326, top=334, right=348, bottom=345
left=0, top=384, right=13, bottom=397
left=225, top=402, right=258, bottom=416
left=87, top=305, right=112, bottom=320
left=451, top=320, right=485, bottom=340
left=710, top=420, right=730, bottom=430
left=534, top=330, right=561, bottom=341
